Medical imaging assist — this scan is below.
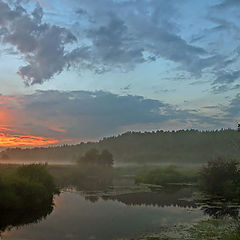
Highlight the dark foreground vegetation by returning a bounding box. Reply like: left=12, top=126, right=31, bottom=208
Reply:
left=1, top=129, right=240, bottom=164
left=0, top=164, right=59, bottom=232
left=0, top=164, right=58, bottom=211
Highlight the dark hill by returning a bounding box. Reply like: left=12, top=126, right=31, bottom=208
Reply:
left=1, top=129, right=240, bottom=164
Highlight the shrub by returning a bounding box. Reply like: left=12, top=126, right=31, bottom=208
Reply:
left=199, top=157, right=240, bottom=199
left=17, top=164, right=57, bottom=193
left=0, top=164, right=58, bottom=211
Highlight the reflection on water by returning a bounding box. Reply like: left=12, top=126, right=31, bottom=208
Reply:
left=199, top=198, right=240, bottom=219
left=0, top=204, right=53, bottom=233
left=2, top=184, right=240, bottom=240
left=103, top=188, right=197, bottom=208
left=2, top=190, right=203, bottom=240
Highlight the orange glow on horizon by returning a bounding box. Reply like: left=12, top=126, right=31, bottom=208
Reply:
left=0, top=132, right=59, bottom=147
left=0, top=94, right=68, bottom=147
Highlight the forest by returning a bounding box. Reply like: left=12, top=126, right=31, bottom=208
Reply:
left=1, top=129, right=240, bottom=164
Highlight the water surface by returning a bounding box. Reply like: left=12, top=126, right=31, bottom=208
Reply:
left=2, top=190, right=204, bottom=240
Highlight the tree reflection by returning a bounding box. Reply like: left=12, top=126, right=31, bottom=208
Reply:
left=103, top=190, right=197, bottom=208
left=199, top=199, right=240, bottom=219
left=0, top=202, right=54, bottom=233
left=83, top=187, right=198, bottom=208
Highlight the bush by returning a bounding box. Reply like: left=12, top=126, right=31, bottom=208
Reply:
left=17, top=164, right=57, bottom=193
left=199, top=157, right=240, bottom=199
left=0, top=164, right=58, bottom=211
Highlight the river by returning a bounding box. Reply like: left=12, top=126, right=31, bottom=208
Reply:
left=1, top=187, right=205, bottom=240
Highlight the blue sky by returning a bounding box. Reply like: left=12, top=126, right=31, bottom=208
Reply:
left=0, top=0, right=240, bottom=146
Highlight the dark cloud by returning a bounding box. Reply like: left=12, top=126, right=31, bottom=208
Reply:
left=22, top=90, right=170, bottom=137
left=86, top=17, right=145, bottom=70
left=18, top=90, right=224, bottom=139
left=0, top=0, right=77, bottom=85
left=1, top=89, right=232, bottom=141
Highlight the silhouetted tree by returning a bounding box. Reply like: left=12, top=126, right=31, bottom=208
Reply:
left=78, top=148, right=99, bottom=165
left=78, top=148, right=113, bottom=167
left=98, top=149, right=113, bottom=167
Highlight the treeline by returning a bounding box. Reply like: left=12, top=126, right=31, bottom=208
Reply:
left=1, top=129, right=240, bottom=164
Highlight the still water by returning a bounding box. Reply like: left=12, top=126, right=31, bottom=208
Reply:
left=1, top=189, right=204, bottom=240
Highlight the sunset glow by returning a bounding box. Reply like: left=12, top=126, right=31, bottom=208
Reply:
left=0, top=0, right=239, bottom=147
left=0, top=132, right=59, bottom=147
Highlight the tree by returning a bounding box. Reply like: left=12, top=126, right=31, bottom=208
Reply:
left=77, top=149, right=114, bottom=167
left=78, top=148, right=99, bottom=165
left=98, top=149, right=114, bottom=167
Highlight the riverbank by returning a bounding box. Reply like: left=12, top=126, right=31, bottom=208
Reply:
left=0, top=163, right=240, bottom=240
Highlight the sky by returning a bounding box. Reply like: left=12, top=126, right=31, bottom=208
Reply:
left=0, top=0, right=240, bottom=148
